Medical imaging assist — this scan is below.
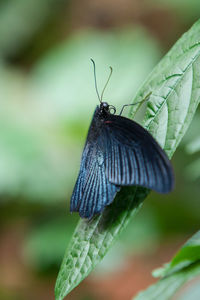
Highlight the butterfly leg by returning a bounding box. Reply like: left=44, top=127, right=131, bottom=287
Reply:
left=119, top=92, right=152, bottom=116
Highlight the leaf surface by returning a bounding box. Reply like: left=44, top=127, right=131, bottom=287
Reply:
left=134, top=231, right=200, bottom=300
left=134, top=263, right=200, bottom=300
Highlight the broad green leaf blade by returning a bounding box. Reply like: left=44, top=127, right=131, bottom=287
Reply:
left=133, top=262, right=200, bottom=300
left=134, top=231, right=200, bottom=300
left=154, top=231, right=200, bottom=278
left=131, top=19, right=200, bottom=157
left=168, top=231, right=200, bottom=270
left=55, top=187, right=148, bottom=299
left=55, top=19, right=200, bottom=300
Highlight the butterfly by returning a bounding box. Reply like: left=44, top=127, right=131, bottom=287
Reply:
left=70, top=60, right=174, bottom=219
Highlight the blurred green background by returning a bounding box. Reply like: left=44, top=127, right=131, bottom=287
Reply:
left=0, top=1, right=200, bottom=300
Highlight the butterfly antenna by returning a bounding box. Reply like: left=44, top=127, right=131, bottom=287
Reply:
left=100, top=66, right=113, bottom=102
left=91, top=59, right=101, bottom=103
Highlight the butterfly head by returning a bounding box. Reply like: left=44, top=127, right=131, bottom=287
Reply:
left=100, top=102, right=116, bottom=115
left=100, top=102, right=109, bottom=113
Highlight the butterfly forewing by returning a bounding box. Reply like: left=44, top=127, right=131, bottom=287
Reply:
left=70, top=108, right=120, bottom=218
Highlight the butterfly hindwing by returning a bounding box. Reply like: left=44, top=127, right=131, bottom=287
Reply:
left=102, top=113, right=174, bottom=193
left=70, top=128, right=120, bottom=218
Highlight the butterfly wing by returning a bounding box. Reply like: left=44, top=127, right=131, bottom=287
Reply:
left=70, top=106, right=174, bottom=219
left=102, top=114, right=174, bottom=193
left=70, top=108, right=120, bottom=219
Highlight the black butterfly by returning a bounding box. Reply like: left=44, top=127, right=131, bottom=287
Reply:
left=70, top=61, right=174, bottom=219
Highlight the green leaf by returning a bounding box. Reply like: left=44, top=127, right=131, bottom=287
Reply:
left=153, top=231, right=200, bottom=278
left=134, top=231, right=200, bottom=300
left=177, top=277, right=200, bottom=300
left=134, top=262, right=200, bottom=300
left=55, top=19, right=200, bottom=300
left=55, top=187, right=148, bottom=299
left=131, top=19, right=200, bottom=158
left=167, top=231, right=200, bottom=272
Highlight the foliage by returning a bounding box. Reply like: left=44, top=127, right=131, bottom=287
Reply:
left=55, top=19, right=200, bottom=300
left=134, top=231, right=200, bottom=300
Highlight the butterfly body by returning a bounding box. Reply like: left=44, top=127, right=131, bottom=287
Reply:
left=70, top=102, right=174, bottom=219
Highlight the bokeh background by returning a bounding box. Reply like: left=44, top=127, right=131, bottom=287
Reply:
left=0, top=1, right=200, bottom=299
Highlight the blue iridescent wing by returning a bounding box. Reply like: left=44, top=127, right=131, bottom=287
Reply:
left=70, top=106, right=174, bottom=219
left=70, top=116, right=120, bottom=218
left=103, top=114, right=174, bottom=193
